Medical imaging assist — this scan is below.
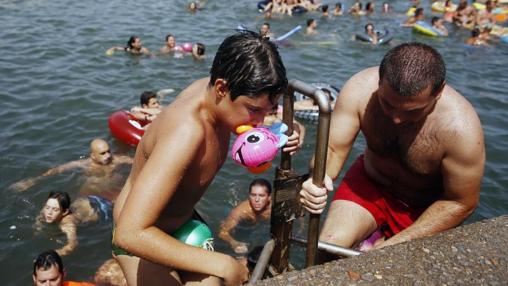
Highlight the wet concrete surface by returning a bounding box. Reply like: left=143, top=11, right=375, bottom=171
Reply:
left=252, top=215, right=508, bottom=285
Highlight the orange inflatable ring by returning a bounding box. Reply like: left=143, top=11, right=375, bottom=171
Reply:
left=108, top=110, right=146, bottom=146
left=63, top=281, right=95, bottom=286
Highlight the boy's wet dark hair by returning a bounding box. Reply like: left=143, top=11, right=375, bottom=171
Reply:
left=209, top=31, right=287, bottom=104
left=47, top=191, right=71, bottom=213
left=140, top=91, right=157, bottom=106
left=379, top=42, right=446, bottom=97
left=126, top=36, right=138, bottom=49
left=195, top=43, right=206, bottom=56
left=322, top=4, right=329, bottom=12
left=249, top=178, right=272, bottom=195
left=33, top=249, right=64, bottom=276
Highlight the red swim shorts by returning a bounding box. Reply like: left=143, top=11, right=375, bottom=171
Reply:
left=332, top=155, right=426, bottom=237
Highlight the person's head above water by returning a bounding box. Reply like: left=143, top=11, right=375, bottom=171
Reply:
left=209, top=30, right=287, bottom=106
left=42, top=191, right=71, bottom=224
left=307, top=18, right=316, bottom=28
left=140, top=91, right=159, bottom=108
left=193, top=43, right=206, bottom=56
left=126, top=36, right=141, bottom=51
left=33, top=250, right=65, bottom=286
left=165, top=34, right=176, bottom=48
left=260, top=22, right=271, bottom=37
left=431, top=16, right=441, bottom=26
left=365, top=22, right=375, bottom=33
left=248, top=178, right=272, bottom=212
left=90, top=138, right=112, bottom=165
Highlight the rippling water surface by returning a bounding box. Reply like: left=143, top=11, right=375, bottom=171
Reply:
left=1, top=0, right=507, bottom=284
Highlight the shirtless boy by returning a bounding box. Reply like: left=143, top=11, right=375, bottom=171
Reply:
left=112, top=31, right=299, bottom=286
left=300, top=43, right=485, bottom=258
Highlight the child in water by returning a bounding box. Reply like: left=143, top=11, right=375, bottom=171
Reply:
left=35, top=191, right=112, bottom=256
left=112, top=31, right=300, bottom=286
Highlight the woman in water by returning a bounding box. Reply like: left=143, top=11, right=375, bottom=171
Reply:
left=35, top=191, right=112, bottom=256
left=106, top=35, right=151, bottom=56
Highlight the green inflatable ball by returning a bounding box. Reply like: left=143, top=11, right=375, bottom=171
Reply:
left=172, top=219, right=214, bottom=251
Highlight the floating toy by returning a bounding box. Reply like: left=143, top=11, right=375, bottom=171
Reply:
left=413, top=21, right=445, bottom=37
left=231, top=122, right=288, bottom=174
left=355, top=29, right=393, bottom=45
left=108, top=110, right=146, bottom=147
left=294, top=83, right=340, bottom=123
left=172, top=219, right=214, bottom=250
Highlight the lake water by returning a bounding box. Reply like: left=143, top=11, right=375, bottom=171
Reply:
left=1, top=0, right=507, bottom=284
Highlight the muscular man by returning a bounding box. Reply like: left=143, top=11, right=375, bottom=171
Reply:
left=10, top=138, right=132, bottom=200
left=300, top=43, right=485, bottom=257
left=219, top=178, right=272, bottom=254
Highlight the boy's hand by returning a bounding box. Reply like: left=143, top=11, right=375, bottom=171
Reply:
left=282, top=130, right=301, bottom=155
left=299, top=175, right=334, bottom=214
left=223, top=257, right=249, bottom=286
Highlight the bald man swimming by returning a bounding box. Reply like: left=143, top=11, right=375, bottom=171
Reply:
left=10, top=138, right=132, bottom=201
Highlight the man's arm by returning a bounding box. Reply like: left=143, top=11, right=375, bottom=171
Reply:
left=376, top=101, right=485, bottom=248
left=113, top=121, right=247, bottom=284
left=9, top=160, right=85, bottom=192
left=219, top=202, right=251, bottom=254
left=300, top=68, right=368, bottom=213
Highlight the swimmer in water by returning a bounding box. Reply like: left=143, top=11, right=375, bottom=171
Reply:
left=191, top=42, right=206, bottom=60
left=431, top=16, right=449, bottom=36
left=305, top=18, right=318, bottom=35
left=106, top=36, right=151, bottom=56
left=130, top=91, right=163, bottom=123
left=159, top=34, right=180, bottom=54
left=219, top=179, right=272, bottom=254
left=34, top=191, right=112, bottom=256
left=9, top=139, right=132, bottom=201
left=364, top=22, right=379, bottom=44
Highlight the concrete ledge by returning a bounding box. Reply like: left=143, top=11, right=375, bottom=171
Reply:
left=252, top=215, right=508, bottom=285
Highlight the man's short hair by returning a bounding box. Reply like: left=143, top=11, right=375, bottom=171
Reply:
left=140, top=91, right=157, bottom=106
left=209, top=31, right=287, bottom=105
left=262, top=22, right=270, bottom=29
left=322, top=4, right=329, bottom=12
left=249, top=178, right=272, bottom=195
left=33, top=250, right=64, bottom=276
left=47, top=191, right=71, bottom=213
left=379, top=42, right=446, bottom=97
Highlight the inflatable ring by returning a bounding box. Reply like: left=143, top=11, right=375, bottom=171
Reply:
left=257, top=0, right=270, bottom=12
left=292, top=6, right=308, bottom=14
left=413, top=21, right=443, bottom=37
left=108, top=110, right=145, bottom=146
left=294, top=83, right=340, bottom=123
left=355, top=29, right=393, bottom=45
left=172, top=219, right=214, bottom=250
left=431, top=1, right=457, bottom=13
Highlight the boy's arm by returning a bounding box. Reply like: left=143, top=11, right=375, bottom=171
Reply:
left=219, top=202, right=250, bottom=254
left=114, top=155, right=133, bottom=165
left=56, top=216, right=78, bottom=256
left=114, top=122, right=247, bottom=283
left=9, top=160, right=85, bottom=192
